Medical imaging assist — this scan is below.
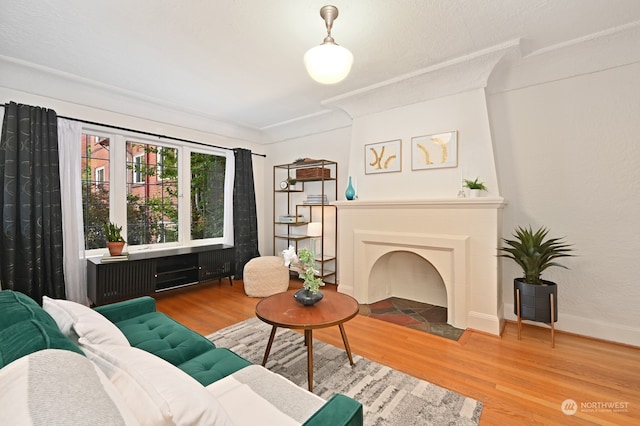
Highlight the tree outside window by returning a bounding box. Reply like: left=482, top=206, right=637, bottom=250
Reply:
left=191, top=152, right=225, bottom=240
left=126, top=142, right=178, bottom=245
left=81, top=134, right=110, bottom=249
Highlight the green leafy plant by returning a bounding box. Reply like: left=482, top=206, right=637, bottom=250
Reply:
left=498, top=226, right=574, bottom=285
left=297, top=248, right=324, bottom=293
left=463, top=177, right=487, bottom=191
left=103, top=222, right=126, bottom=243
left=287, top=176, right=297, bottom=186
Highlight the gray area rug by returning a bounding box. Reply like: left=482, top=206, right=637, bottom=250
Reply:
left=207, top=317, right=482, bottom=426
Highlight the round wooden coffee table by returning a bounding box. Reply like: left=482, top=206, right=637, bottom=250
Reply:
left=255, top=289, right=359, bottom=392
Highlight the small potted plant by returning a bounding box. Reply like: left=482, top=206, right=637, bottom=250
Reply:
left=287, top=176, right=298, bottom=190
left=463, top=177, right=487, bottom=197
left=279, top=176, right=298, bottom=191
left=103, top=222, right=126, bottom=256
left=282, top=246, right=324, bottom=305
left=498, top=226, right=574, bottom=324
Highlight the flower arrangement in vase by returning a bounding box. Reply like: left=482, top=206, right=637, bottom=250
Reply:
left=282, top=246, right=324, bottom=305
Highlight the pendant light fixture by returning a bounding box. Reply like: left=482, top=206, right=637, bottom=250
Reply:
left=304, top=5, right=353, bottom=85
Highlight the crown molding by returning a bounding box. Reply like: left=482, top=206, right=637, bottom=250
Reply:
left=488, top=20, right=640, bottom=94
left=0, top=55, right=267, bottom=144
left=321, top=40, right=521, bottom=119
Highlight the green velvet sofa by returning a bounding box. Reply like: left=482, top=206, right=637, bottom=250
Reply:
left=93, top=295, right=253, bottom=385
left=0, top=290, right=363, bottom=425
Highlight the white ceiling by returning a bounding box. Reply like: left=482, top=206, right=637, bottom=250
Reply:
left=1, top=0, right=640, bottom=143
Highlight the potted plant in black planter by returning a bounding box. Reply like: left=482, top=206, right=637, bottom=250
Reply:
left=499, top=226, right=573, bottom=345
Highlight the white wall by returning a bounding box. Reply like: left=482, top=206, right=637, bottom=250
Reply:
left=263, top=127, right=353, bottom=257
left=489, top=62, right=640, bottom=346
left=347, top=89, right=499, bottom=200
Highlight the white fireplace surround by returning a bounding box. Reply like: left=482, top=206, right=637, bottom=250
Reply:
left=335, top=198, right=506, bottom=336
left=354, top=230, right=469, bottom=329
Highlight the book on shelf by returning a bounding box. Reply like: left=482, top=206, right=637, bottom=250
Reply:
left=278, top=215, right=306, bottom=223
left=304, top=194, right=328, bottom=205
left=101, top=253, right=129, bottom=263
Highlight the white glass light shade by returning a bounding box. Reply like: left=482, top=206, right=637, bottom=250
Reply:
left=307, top=222, right=323, bottom=237
left=304, top=43, right=353, bottom=84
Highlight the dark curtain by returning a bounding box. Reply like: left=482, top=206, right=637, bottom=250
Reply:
left=232, top=148, right=259, bottom=279
left=0, top=102, right=66, bottom=303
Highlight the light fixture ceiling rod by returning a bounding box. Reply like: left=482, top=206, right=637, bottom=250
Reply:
left=320, top=5, right=339, bottom=44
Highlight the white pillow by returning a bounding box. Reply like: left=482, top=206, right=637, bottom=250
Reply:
left=0, top=349, right=140, bottom=426
left=42, top=296, right=75, bottom=336
left=83, top=343, right=233, bottom=426
left=42, top=296, right=130, bottom=346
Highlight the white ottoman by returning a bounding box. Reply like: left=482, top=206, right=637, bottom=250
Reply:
left=243, top=256, right=290, bottom=297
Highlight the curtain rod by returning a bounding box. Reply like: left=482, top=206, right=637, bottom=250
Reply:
left=57, top=115, right=266, bottom=157
left=2, top=103, right=267, bottom=158
left=0, top=103, right=265, bottom=157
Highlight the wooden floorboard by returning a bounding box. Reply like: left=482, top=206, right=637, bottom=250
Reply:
left=154, top=280, right=640, bottom=425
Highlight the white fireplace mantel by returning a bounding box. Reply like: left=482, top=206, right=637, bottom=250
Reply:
left=335, top=197, right=506, bottom=336
left=334, top=197, right=506, bottom=209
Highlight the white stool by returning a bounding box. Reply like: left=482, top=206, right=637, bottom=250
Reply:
left=243, top=256, right=290, bottom=297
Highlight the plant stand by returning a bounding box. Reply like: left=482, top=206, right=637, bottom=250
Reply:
left=516, top=288, right=555, bottom=348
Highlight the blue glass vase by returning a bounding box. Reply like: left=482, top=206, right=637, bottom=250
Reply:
left=345, top=176, right=356, bottom=200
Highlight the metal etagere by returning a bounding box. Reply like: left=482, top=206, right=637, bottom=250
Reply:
left=273, top=159, right=337, bottom=283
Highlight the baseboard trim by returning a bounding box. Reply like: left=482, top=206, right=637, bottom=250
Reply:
left=466, top=311, right=503, bottom=336
left=504, top=302, right=640, bottom=347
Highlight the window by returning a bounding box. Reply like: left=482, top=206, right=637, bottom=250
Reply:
left=191, top=151, right=226, bottom=240
left=81, top=130, right=229, bottom=252
left=81, top=133, right=111, bottom=250
left=157, top=147, right=166, bottom=180
left=132, top=153, right=145, bottom=184
left=126, top=141, right=178, bottom=245
left=95, top=167, right=105, bottom=188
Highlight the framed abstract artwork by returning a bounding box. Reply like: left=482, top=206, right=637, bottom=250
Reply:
left=364, top=139, right=402, bottom=174
left=411, top=131, right=458, bottom=170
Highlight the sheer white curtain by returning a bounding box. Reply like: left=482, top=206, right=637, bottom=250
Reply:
left=0, top=106, right=4, bottom=290
left=223, top=150, right=235, bottom=246
left=57, top=118, right=88, bottom=304
left=0, top=108, right=2, bottom=290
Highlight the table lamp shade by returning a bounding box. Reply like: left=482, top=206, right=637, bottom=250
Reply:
left=307, top=222, right=323, bottom=237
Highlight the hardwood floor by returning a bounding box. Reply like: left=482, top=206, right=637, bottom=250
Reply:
left=154, top=280, right=640, bottom=425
